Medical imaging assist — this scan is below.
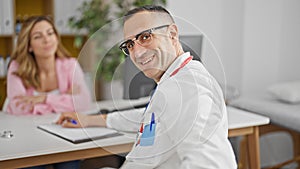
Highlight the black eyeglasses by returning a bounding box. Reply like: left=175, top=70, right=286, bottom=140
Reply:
left=119, top=24, right=170, bottom=56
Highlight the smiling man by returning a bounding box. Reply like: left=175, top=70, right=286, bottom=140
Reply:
left=120, top=9, right=179, bottom=83
left=57, top=5, right=237, bottom=169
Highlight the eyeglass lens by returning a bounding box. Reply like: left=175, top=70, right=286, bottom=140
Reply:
left=122, top=31, right=152, bottom=56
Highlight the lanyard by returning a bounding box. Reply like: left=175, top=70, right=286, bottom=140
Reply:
left=170, top=56, right=193, bottom=77
left=143, top=85, right=156, bottom=115
left=139, top=56, right=193, bottom=134
left=143, top=56, right=192, bottom=115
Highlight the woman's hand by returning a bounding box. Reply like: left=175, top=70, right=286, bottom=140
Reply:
left=56, top=112, right=107, bottom=128
left=15, top=95, right=46, bottom=111
left=55, top=112, right=89, bottom=128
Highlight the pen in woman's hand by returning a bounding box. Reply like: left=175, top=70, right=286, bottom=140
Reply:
left=55, top=112, right=81, bottom=128
left=68, top=118, right=77, bottom=125
left=61, top=117, right=80, bottom=128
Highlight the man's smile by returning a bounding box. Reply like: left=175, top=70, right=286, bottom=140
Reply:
left=139, top=55, right=154, bottom=65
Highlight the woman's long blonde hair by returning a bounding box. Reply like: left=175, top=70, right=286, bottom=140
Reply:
left=10, top=16, right=71, bottom=89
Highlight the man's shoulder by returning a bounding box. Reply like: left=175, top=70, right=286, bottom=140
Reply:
left=174, top=61, right=211, bottom=81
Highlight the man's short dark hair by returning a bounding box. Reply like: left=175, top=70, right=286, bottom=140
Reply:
left=124, top=5, right=174, bottom=23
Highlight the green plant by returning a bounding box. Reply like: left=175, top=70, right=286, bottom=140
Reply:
left=68, top=0, right=110, bottom=48
left=97, top=44, right=125, bottom=81
left=68, top=0, right=166, bottom=82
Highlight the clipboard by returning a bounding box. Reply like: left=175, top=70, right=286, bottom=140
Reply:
left=38, top=124, right=121, bottom=144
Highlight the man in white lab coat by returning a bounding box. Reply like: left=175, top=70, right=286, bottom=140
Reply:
left=57, top=5, right=237, bottom=169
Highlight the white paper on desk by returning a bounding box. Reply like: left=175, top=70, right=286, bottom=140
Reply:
left=38, top=124, right=121, bottom=144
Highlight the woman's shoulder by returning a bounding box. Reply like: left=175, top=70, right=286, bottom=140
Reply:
left=8, top=60, right=19, bottom=72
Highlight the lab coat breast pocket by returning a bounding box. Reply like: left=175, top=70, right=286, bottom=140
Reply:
left=126, top=122, right=174, bottom=166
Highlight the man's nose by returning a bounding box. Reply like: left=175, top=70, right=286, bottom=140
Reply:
left=132, top=43, right=147, bottom=58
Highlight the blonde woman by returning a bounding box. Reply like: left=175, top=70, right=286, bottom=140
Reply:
left=7, top=16, right=91, bottom=169
left=7, top=16, right=91, bottom=115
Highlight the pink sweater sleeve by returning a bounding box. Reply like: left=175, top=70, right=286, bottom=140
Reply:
left=6, top=61, right=38, bottom=114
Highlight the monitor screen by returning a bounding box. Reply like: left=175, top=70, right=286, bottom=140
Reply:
left=123, top=34, right=203, bottom=99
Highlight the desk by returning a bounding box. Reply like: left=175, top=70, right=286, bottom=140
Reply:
left=0, top=113, right=136, bottom=169
left=0, top=102, right=269, bottom=169
left=227, top=106, right=270, bottom=169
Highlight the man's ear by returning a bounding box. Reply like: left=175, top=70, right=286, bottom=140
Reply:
left=169, top=24, right=179, bottom=40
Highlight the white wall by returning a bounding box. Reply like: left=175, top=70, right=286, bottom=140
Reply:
left=168, top=0, right=244, bottom=91
left=167, top=0, right=300, bottom=96
left=278, top=0, right=300, bottom=82
left=242, top=0, right=300, bottom=95
left=241, top=0, right=282, bottom=95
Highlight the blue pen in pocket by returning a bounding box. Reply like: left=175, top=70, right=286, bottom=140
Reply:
left=150, top=112, right=155, bottom=131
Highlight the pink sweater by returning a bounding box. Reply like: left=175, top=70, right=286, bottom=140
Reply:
left=7, top=58, right=92, bottom=115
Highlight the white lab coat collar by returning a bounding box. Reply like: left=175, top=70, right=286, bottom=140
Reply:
left=158, top=52, right=191, bottom=84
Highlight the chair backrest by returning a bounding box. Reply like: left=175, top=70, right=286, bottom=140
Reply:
left=2, top=98, right=9, bottom=112
left=179, top=34, right=203, bottom=62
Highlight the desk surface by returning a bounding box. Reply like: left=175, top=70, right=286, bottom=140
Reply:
left=0, top=112, right=137, bottom=161
left=0, top=101, right=269, bottom=166
left=227, top=106, right=270, bottom=129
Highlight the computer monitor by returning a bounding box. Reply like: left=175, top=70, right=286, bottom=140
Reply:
left=123, top=34, right=203, bottom=99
